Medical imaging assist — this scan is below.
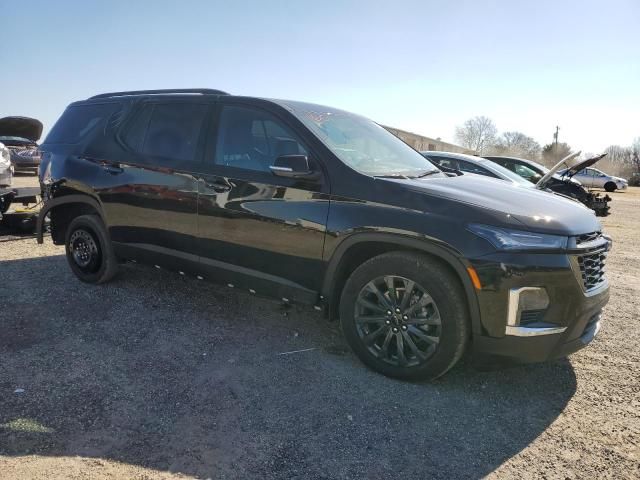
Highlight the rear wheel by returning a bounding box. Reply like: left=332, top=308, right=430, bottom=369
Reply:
left=65, top=214, right=118, bottom=284
left=339, top=251, right=469, bottom=380
left=604, top=182, right=616, bottom=192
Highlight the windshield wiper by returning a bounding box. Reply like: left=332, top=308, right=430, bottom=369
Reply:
left=411, top=170, right=441, bottom=178
left=373, top=173, right=411, bottom=179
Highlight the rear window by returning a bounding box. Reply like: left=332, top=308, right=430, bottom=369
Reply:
left=45, top=103, right=119, bottom=144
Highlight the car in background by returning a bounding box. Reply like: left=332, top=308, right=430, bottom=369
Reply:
left=0, top=142, right=12, bottom=187
left=484, top=155, right=611, bottom=216
left=0, top=116, right=43, bottom=174
left=559, top=167, right=627, bottom=192
left=421, top=151, right=534, bottom=187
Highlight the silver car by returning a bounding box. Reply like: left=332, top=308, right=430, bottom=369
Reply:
left=566, top=167, right=628, bottom=192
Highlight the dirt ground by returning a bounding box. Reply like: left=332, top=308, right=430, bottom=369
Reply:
left=1, top=175, right=638, bottom=479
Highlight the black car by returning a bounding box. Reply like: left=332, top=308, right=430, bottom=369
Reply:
left=0, top=116, right=43, bottom=174
left=37, top=89, right=610, bottom=380
left=484, top=155, right=611, bottom=216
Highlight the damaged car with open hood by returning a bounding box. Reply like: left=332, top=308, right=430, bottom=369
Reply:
left=0, top=116, right=43, bottom=174
left=484, top=153, right=611, bottom=216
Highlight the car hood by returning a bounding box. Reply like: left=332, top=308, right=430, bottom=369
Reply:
left=0, top=116, right=43, bottom=142
left=537, top=152, right=607, bottom=186
left=387, top=174, right=601, bottom=236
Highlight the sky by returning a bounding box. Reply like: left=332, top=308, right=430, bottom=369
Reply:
left=1, top=0, right=638, bottom=153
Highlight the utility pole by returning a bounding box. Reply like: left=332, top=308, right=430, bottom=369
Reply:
left=553, top=126, right=560, bottom=161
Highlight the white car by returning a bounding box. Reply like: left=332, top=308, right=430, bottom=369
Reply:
left=565, top=167, right=628, bottom=192
left=0, top=142, right=13, bottom=187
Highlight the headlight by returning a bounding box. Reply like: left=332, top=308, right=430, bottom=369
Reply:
left=468, top=224, right=568, bottom=251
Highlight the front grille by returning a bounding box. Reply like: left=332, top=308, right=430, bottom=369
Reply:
left=574, top=232, right=608, bottom=291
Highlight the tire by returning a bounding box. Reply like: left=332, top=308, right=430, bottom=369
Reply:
left=64, top=214, right=118, bottom=284
left=604, top=182, right=616, bottom=192
left=339, top=251, right=469, bottom=380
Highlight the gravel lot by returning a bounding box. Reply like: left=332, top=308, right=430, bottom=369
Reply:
left=1, top=175, right=638, bottom=479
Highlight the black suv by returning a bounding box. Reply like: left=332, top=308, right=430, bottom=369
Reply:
left=37, top=89, right=610, bottom=380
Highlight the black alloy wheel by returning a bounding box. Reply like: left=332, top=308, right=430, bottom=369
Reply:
left=340, top=251, right=469, bottom=380
left=355, top=275, right=441, bottom=367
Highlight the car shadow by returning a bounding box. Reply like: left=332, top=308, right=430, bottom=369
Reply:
left=0, top=254, right=577, bottom=479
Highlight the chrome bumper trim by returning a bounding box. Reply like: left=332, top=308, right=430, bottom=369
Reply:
left=505, top=325, right=567, bottom=337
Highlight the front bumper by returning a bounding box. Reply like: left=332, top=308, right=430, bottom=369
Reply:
left=469, top=243, right=610, bottom=363
left=473, top=286, right=607, bottom=363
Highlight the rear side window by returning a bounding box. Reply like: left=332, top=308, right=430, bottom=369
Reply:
left=124, top=103, right=208, bottom=165
left=45, top=103, right=118, bottom=144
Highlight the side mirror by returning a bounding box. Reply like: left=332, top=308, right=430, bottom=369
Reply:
left=269, top=155, right=319, bottom=180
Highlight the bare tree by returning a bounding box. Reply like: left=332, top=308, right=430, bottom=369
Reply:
left=489, top=131, right=541, bottom=160
left=454, top=116, right=497, bottom=154
left=632, top=137, right=640, bottom=172
left=542, top=142, right=572, bottom=166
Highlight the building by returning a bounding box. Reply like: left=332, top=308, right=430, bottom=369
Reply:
left=383, top=125, right=472, bottom=154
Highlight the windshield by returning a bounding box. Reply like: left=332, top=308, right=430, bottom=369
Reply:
left=281, top=101, right=440, bottom=177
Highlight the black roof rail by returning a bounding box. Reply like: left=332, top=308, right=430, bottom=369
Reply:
left=89, top=89, right=230, bottom=100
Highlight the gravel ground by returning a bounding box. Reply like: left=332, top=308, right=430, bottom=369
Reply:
left=1, top=178, right=638, bottom=479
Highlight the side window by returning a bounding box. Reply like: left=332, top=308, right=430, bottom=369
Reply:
left=144, top=104, right=207, bottom=163
left=123, top=103, right=207, bottom=165
left=514, top=163, right=537, bottom=179
left=215, top=105, right=307, bottom=172
left=458, top=160, right=494, bottom=177
left=430, top=157, right=459, bottom=170
left=123, top=104, right=153, bottom=153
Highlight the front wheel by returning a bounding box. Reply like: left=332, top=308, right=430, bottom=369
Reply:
left=604, top=182, right=616, bottom=193
left=340, top=252, right=469, bottom=380
left=65, top=214, right=118, bottom=284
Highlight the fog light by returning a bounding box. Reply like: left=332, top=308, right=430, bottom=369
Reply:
left=505, top=287, right=565, bottom=336
left=508, top=287, right=549, bottom=326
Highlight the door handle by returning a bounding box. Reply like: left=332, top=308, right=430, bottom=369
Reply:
left=204, top=179, right=232, bottom=193
left=102, top=163, right=124, bottom=175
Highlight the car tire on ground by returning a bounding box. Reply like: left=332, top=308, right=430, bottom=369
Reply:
left=65, top=214, right=118, bottom=284
left=339, top=251, right=469, bottom=380
left=604, top=182, right=617, bottom=192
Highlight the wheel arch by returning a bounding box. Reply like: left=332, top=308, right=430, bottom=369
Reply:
left=37, top=194, right=106, bottom=245
left=321, top=233, right=482, bottom=335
